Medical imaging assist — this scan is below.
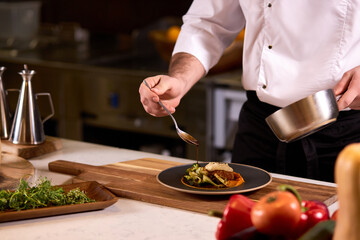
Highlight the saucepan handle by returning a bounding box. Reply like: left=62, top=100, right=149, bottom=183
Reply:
left=36, top=92, right=55, bottom=123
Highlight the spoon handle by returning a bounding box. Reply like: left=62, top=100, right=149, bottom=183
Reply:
left=157, top=101, right=179, bottom=128
left=142, top=80, right=178, bottom=128
left=142, top=79, right=152, bottom=90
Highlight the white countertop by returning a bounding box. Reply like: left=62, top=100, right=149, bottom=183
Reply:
left=0, top=139, right=337, bottom=240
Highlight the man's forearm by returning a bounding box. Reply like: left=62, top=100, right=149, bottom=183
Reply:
left=168, top=52, right=206, bottom=93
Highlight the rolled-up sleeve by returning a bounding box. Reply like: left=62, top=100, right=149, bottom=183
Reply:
left=173, top=0, right=245, bottom=73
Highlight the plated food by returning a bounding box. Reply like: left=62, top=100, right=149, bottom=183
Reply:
left=157, top=162, right=272, bottom=195
left=182, top=162, right=245, bottom=189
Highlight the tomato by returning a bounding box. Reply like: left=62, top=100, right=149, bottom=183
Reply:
left=331, top=209, right=338, bottom=221
left=251, top=191, right=301, bottom=236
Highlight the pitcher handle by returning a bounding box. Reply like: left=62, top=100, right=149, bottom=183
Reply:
left=6, top=89, right=20, bottom=93
left=36, top=93, right=55, bottom=124
left=6, top=89, right=20, bottom=118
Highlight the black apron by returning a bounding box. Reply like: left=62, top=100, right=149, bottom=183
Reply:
left=231, top=91, right=360, bottom=182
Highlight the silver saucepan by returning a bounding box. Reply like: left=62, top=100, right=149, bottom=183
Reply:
left=265, top=89, right=339, bottom=143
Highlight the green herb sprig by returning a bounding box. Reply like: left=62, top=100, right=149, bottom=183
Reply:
left=0, top=177, right=95, bottom=212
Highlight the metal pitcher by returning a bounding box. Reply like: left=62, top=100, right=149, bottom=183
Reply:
left=9, top=65, right=55, bottom=145
left=0, top=66, right=11, bottom=139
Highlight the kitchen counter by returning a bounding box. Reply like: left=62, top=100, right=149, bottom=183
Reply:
left=0, top=139, right=337, bottom=240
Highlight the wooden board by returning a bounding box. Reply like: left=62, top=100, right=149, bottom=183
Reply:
left=0, top=153, right=34, bottom=190
left=1, top=136, right=63, bottom=159
left=48, top=158, right=338, bottom=215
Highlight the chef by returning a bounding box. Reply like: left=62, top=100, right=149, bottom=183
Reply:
left=139, top=0, right=360, bottom=182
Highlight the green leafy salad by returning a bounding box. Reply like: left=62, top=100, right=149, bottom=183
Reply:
left=0, top=177, right=95, bottom=212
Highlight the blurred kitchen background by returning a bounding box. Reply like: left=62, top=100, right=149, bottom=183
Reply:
left=0, top=0, right=245, bottom=162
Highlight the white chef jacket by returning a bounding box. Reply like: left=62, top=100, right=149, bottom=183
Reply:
left=173, top=0, right=360, bottom=107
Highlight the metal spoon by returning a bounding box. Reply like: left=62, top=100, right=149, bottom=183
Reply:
left=143, top=80, right=199, bottom=146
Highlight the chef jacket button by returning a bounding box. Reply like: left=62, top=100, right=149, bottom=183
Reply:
left=268, top=3, right=272, bottom=7
left=262, top=84, right=267, bottom=89
left=268, top=45, right=272, bottom=49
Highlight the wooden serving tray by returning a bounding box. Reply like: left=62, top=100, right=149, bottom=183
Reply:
left=0, top=153, right=34, bottom=190
left=0, top=181, right=118, bottom=223
left=1, top=136, right=63, bottom=159
left=48, top=158, right=337, bottom=215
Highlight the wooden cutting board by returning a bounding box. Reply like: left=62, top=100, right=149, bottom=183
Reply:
left=0, top=153, right=34, bottom=190
left=1, top=136, right=63, bottom=159
left=48, top=158, right=337, bottom=215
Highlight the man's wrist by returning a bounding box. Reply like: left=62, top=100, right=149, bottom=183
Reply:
left=169, top=52, right=205, bottom=90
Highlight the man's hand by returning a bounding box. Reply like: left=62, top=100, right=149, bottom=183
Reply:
left=139, top=75, right=184, bottom=117
left=334, top=65, right=360, bottom=110
left=139, top=52, right=206, bottom=117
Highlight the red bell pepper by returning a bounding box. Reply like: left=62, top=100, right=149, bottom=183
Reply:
left=210, top=194, right=255, bottom=240
left=278, top=185, right=330, bottom=238
left=298, top=200, right=330, bottom=234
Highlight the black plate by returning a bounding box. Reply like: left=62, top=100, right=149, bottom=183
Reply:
left=157, top=163, right=272, bottom=195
